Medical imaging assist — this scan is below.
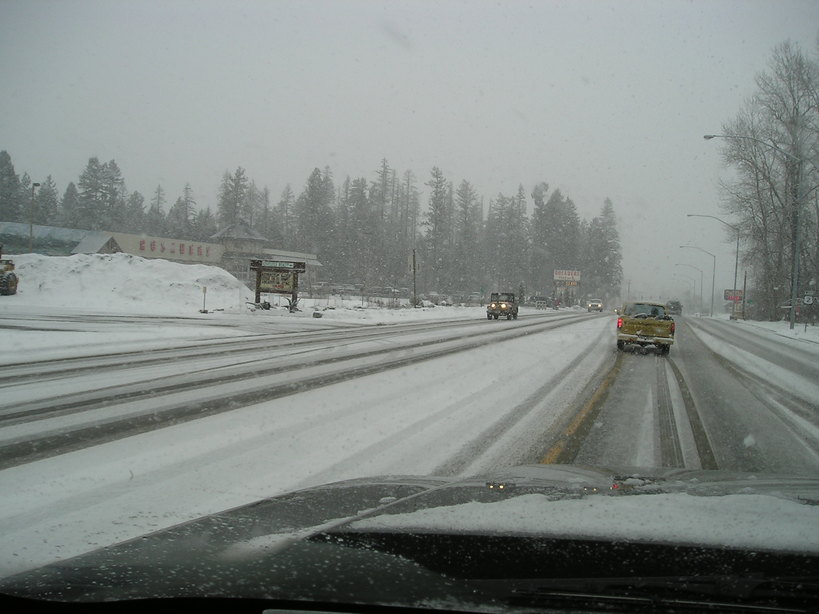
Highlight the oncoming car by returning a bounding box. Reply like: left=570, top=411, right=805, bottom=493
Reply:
left=587, top=298, right=603, bottom=312
left=486, top=292, right=519, bottom=320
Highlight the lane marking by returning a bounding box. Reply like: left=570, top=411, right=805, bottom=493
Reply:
left=540, top=352, right=624, bottom=464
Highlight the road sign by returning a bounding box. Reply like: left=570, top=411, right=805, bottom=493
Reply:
left=724, top=289, right=743, bottom=301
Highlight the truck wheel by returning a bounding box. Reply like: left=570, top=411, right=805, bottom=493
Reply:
left=660, top=345, right=670, bottom=355
left=507, top=314, right=512, bottom=320
left=616, top=341, right=625, bottom=351
left=493, top=314, right=499, bottom=320
left=487, top=313, right=492, bottom=320
left=513, top=313, right=518, bottom=320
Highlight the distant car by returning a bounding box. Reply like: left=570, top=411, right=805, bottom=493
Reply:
left=666, top=300, right=682, bottom=315
left=533, top=295, right=551, bottom=309
left=587, top=298, right=603, bottom=312
left=487, top=292, right=519, bottom=320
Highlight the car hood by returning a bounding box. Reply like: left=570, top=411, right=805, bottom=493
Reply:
left=2, top=464, right=818, bottom=608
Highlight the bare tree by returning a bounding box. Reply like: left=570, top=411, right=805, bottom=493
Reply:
left=719, top=41, right=818, bottom=320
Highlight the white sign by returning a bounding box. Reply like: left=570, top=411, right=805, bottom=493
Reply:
left=553, top=269, right=581, bottom=282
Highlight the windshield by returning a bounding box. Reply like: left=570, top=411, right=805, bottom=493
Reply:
left=1, top=1, right=818, bottom=612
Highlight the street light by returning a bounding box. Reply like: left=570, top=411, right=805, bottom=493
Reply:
left=687, top=214, right=740, bottom=316
left=704, top=133, right=805, bottom=329
left=703, top=134, right=803, bottom=162
left=675, top=263, right=703, bottom=314
left=28, top=182, right=41, bottom=252
left=680, top=246, right=715, bottom=317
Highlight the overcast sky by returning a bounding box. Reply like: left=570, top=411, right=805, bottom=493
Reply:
left=2, top=0, right=817, bottom=301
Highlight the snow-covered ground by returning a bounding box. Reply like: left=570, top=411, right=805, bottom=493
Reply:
left=1, top=253, right=502, bottom=359
left=1, top=253, right=817, bottom=578
left=5, top=251, right=815, bottom=342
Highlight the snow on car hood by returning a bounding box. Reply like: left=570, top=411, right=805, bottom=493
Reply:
left=351, top=491, right=817, bottom=552
left=2, top=464, right=817, bottom=604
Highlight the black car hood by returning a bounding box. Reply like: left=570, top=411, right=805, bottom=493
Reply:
left=2, top=464, right=818, bottom=609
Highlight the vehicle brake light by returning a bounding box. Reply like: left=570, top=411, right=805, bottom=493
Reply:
left=617, top=317, right=623, bottom=329
left=671, top=321, right=676, bottom=334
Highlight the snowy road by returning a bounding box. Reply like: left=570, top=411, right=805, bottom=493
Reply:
left=568, top=316, right=819, bottom=474
left=1, top=306, right=818, bottom=578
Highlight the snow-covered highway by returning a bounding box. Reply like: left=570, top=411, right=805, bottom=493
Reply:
left=1, top=253, right=817, bottom=579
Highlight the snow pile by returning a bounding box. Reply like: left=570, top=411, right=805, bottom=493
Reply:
left=2, top=252, right=489, bottom=322
left=735, top=317, right=819, bottom=344
left=6, top=253, right=254, bottom=314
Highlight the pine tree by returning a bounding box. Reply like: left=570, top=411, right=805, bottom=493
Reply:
left=294, top=168, right=334, bottom=257
left=423, top=167, right=453, bottom=292
left=33, top=176, right=60, bottom=224
left=0, top=150, right=23, bottom=222
left=101, top=160, right=127, bottom=231
left=277, top=184, right=295, bottom=248
left=217, top=168, right=248, bottom=227
left=348, top=176, right=373, bottom=285
left=453, top=180, right=481, bottom=291
left=76, top=157, right=107, bottom=230
left=146, top=185, right=167, bottom=235
left=60, top=183, right=81, bottom=228
left=582, top=198, right=622, bottom=301
left=191, top=207, right=218, bottom=241
left=167, top=183, right=196, bottom=238
left=123, top=191, right=146, bottom=233
left=333, top=177, right=354, bottom=282
left=256, top=186, right=280, bottom=244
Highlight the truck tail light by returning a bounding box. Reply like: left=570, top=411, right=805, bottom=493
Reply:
left=617, top=317, right=623, bottom=329
left=671, top=321, right=676, bottom=335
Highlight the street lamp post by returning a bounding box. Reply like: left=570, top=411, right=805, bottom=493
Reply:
left=687, top=214, right=740, bottom=317
left=680, top=246, right=715, bottom=317
left=675, top=263, right=703, bottom=314
left=28, top=182, right=41, bottom=252
left=704, top=133, right=805, bottom=329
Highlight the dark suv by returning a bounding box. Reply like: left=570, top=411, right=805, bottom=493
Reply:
left=487, top=292, right=519, bottom=320
left=666, top=300, right=682, bottom=315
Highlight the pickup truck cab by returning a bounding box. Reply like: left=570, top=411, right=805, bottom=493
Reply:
left=487, top=292, right=519, bottom=320
left=617, top=301, right=675, bottom=354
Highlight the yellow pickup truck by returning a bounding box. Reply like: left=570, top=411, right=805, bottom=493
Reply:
left=616, top=301, right=676, bottom=355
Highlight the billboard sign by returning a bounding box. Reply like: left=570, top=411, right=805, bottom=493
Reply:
left=260, top=270, right=295, bottom=293
left=553, top=269, right=581, bottom=282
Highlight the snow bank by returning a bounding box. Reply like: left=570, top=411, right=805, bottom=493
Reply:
left=0, top=253, right=486, bottom=323
left=5, top=252, right=254, bottom=314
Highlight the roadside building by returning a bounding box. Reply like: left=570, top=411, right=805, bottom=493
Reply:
left=1, top=220, right=320, bottom=289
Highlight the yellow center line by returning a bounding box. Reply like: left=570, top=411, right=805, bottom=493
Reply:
left=541, top=353, right=623, bottom=464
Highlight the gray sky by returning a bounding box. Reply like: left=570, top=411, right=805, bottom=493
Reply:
left=2, top=0, right=818, bottom=301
